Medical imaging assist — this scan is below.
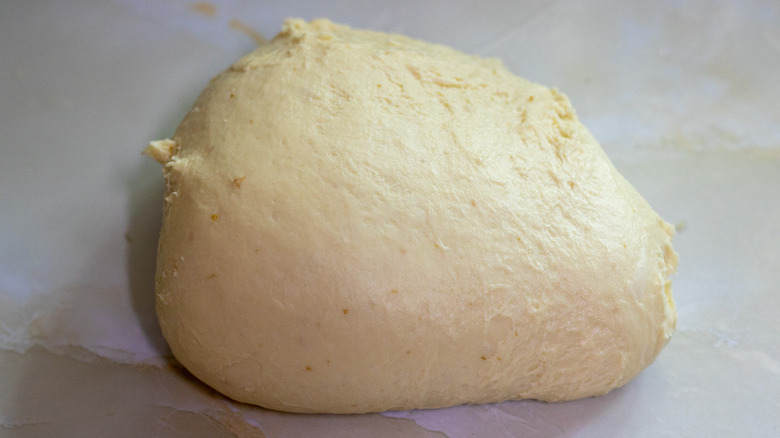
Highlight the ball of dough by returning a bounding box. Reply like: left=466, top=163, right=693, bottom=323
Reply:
left=145, top=18, right=677, bottom=414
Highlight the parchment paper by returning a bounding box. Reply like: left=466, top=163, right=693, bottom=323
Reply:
left=1, top=0, right=778, bottom=436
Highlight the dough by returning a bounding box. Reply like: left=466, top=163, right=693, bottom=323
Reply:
left=145, top=18, right=678, bottom=414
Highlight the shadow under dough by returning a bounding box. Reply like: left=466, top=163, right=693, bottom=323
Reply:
left=125, top=156, right=171, bottom=359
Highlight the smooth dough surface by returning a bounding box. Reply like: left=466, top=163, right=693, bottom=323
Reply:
left=146, top=18, right=678, bottom=414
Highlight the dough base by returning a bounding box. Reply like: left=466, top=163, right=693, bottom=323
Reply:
left=146, top=18, right=677, bottom=414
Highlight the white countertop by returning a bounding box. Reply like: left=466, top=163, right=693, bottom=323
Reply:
left=1, top=0, right=778, bottom=436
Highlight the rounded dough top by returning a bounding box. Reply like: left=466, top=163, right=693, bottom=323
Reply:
left=149, top=18, right=677, bottom=414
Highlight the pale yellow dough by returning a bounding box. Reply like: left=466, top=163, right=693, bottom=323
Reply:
left=146, top=18, right=678, bottom=414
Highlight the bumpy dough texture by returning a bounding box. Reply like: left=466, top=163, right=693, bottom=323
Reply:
left=147, top=18, right=678, bottom=414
